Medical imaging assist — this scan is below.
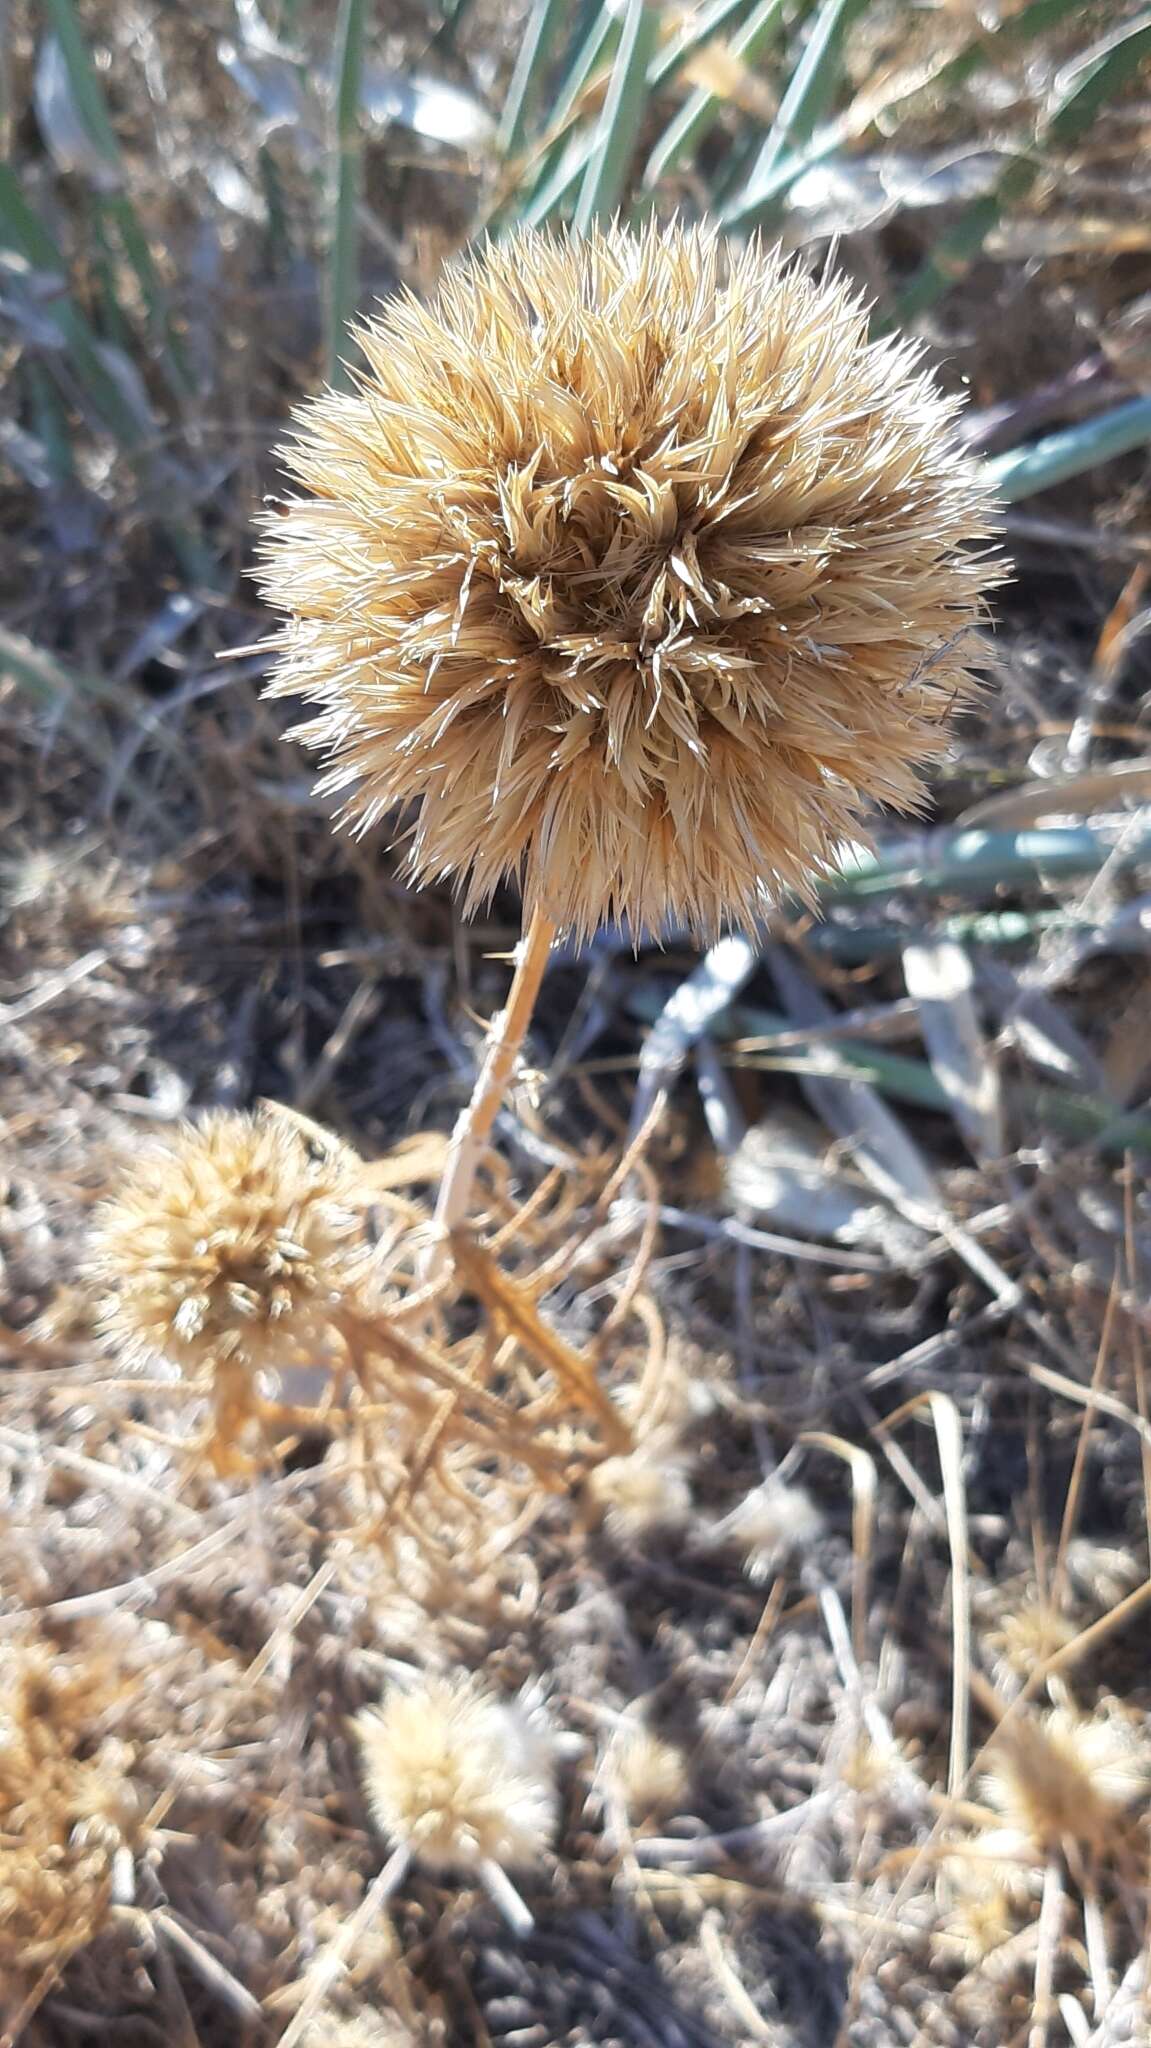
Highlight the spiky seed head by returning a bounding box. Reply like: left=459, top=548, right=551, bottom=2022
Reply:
left=355, top=1672, right=557, bottom=1873
left=586, top=1437, right=692, bottom=1541
left=89, top=1107, right=369, bottom=1379
left=982, top=1702, right=1151, bottom=1857
left=258, top=223, right=1000, bottom=942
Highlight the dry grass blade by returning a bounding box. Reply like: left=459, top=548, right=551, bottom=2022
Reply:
left=630, top=935, right=758, bottom=1140
left=902, top=939, right=1004, bottom=1160
left=767, top=943, right=943, bottom=1213
left=276, top=1847, right=412, bottom=2048
left=888, top=1391, right=971, bottom=1799
left=800, top=1432, right=876, bottom=1665
left=958, top=759, right=1151, bottom=830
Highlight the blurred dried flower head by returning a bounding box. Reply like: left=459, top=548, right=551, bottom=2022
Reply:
left=610, top=1722, right=690, bottom=1822
left=936, top=1830, right=1035, bottom=1966
left=259, top=223, right=998, bottom=941
left=585, top=1435, right=692, bottom=1542
left=90, top=1106, right=369, bottom=1383
left=982, top=1701, right=1151, bottom=1859
left=355, top=1672, right=557, bottom=1874
left=712, top=1477, right=823, bottom=1584
left=0, top=1641, right=138, bottom=1980
left=980, top=1591, right=1079, bottom=1688
left=300, top=2019, right=417, bottom=2048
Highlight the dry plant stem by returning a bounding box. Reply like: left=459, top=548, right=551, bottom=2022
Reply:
left=432, top=905, right=558, bottom=1251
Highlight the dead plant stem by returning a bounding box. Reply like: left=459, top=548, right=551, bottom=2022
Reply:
left=432, top=905, right=558, bottom=1249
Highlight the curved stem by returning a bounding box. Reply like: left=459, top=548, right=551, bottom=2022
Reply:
left=433, top=905, right=558, bottom=1241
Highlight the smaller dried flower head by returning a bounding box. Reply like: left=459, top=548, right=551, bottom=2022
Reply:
left=89, top=1107, right=369, bottom=1380
left=982, top=1702, right=1151, bottom=1858
left=355, top=1672, right=557, bottom=1873
left=936, top=1831, right=1035, bottom=1966
left=586, top=1437, right=692, bottom=1542
left=0, top=1641, right=138, bottom=1978
left=980, top=1594, right=1079, bottom=1687
left=610, top=1724, right=689, bottom=1822
left=711, top=1478, right=823, bottom=1584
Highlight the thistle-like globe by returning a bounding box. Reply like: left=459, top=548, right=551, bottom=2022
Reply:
left=89, top=1108, right=368, bottom=1378
left=259, top=224, right=998, bottom=939
left=355, top=1673, right=557, bottom=1872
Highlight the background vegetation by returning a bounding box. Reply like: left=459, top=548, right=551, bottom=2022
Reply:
left=3, top=2, right=1151, bottom=2044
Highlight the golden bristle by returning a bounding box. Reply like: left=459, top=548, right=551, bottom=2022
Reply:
left=258, top=222, right=1001, bottom=942
left=354, top=1672, right=557, bottom=1873
left=88, top=1106, right=370, bottom=1382
left=981, top=1593, right=1079, bottom=1686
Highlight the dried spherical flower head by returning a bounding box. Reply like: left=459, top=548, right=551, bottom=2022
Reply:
left=982, top=1701, right=1151, bottom=1860
left=0, top=1641, right=138, bottom=1981
left=259, top=222, right=998, bottom=941
left=586, top=1435, right=692, bottom=1542
left=90, top=1107, right=369, bottom=1383
left=709, top=1477, right=823, bottom=1584
left=355, top=1672, right=557, bottom=1877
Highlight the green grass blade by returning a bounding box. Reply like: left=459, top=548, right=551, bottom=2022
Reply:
left=572, top=0, right=661, bottom=231
left=498, top=0, right=571, bottom=158
left=705, top=0, right=1078, bottom=229
left=825, top=825, right=1151, bottom=903
left=41, top=0, right=190, bottom=389
left=649, top=0, right=753, bottom=87
left=510, top=7, right=619, bottom=221
left=935, top=0, right=1082, bottom=94
left=25, top=362, right=76, bottom=485
left=518, top=0, right=753, bottom=224
left=328, top=0, right=369, bottom=391
left=1045, top=9, right=1151, bottom=143
left=632, top=991, right=1151, bottom=1157
left=550, top=5, right=619, bottom=133
left=721, top=0, right=870, bottom=231
left=0, top=159, right=67, bottom=268
left=40, top=0, right=122, bottom=169
left=520, top=133, right=599, bottom=227
left=985, top=395, right=1151, bottom=503
left=0, top=166, right=151, bottom=446
left=643, top=0, right=787, bottom=191
left=896, top=11, right=1151, bottom=325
